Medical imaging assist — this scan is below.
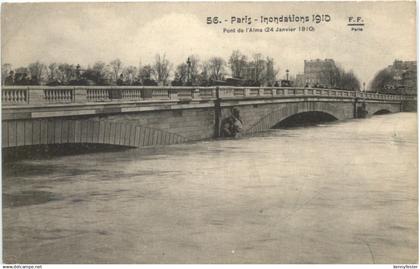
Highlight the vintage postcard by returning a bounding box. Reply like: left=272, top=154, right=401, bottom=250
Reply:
left=1, top=1, right=417, bottom=265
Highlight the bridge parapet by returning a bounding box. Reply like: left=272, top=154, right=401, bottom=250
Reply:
left=1, top=85, right=414, bottom=150
left=1, top=86, right=410, bottom=107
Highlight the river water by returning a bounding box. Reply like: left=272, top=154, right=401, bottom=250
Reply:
left=3, top=113, right=418, bottom=264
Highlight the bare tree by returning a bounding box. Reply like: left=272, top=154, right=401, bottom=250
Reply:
left=249, top=53, right=266, bottom=84
left=196, top=61, right=210, bottom=86
left=2, top=63, right=13, bottom=85
left=58, top=63, right=75, bottom=83
left=138, top=65, right=155, bottom=83
left=340, top=70, right=360, bottom=91
left=174, top=63, right=188, bottom=84
left=48, top=63, right=58, bottom=81
left=92, top=61, right=106, bottom=75
left=370, top=68, right=395, bottom=93
left=13, top=67, right=30, bottom=85
left=153, top=54, right=172, bottom=85
left=110, top=59, right=123, bottom=83
left=264, top=57, right=278, bottom=86
left=324, top=64, right=341, bottom=88
left=93, top=61, right=107, bottom=80
left=84, top=61, right=108, bottom=84
left=228, top=50, right=248, bottom=78
left=207, top=57, right=226, bottom=81
left=15, top=67, right=29, bottom=73
left=323, top=65, right=361, bottom=91
left=122, top=65, right=138, bottom=85
left=28, top=61, right=47, bottom=85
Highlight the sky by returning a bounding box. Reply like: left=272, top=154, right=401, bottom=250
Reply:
left=1, top=2, right=416, bottom=85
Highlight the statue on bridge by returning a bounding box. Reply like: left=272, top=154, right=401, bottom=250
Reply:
left=221, top=107, right=243, bottom=138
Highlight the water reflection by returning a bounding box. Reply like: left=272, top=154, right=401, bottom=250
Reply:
left=3, top=190, right=60, bottom=208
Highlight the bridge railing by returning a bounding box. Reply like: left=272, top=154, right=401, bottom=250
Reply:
left=2, top=86, right=30, bottom=105
left=1, top=86, right=408, bottom=107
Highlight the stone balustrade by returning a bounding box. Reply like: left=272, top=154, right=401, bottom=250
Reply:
left=2, top=87, right=29, bottom=104
left=1, top=85, right=410, bottom=107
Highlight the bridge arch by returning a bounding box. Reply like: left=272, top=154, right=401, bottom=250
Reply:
left=273, top=111, right=338, bottom=128
left=244, top=102, right=346, bottom=134
left=372, top=109, right=392, bottom=115
left=2, top=118, right=187, bottom=149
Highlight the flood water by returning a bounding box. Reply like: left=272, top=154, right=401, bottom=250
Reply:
left=3, top=113, right=418, bottom=264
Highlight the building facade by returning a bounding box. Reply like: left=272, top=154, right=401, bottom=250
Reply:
left=389, top=60, right=417, bottom=95
left=294, top=74, right=306, bottom=87
left=303, top=59, right=339, bottom=88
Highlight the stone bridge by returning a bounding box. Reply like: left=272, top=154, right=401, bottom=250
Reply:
left=2, top=86, right=415, bottom=149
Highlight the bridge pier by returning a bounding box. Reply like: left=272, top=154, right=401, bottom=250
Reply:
left=214, top=87, right=222, bottom=138
left=353, top=97, right=359, bottom=118
left=402, top=99, right=417, bottom=112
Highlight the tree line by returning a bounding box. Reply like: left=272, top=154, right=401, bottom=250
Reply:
left=2, top=51, right=281, bottom=87
left=327, top=65, right=360, bottom=91
left=369, top=68, right=408, bottom=94
left=2, top=51, right=362, bottom=89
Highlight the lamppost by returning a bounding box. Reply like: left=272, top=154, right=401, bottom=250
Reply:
left=76, top=64, right=81, bottom=80
left=362, top=82, right=366, bottom=104
left=286, top=69, right=289, bottom=81
left=186, top=57, right=192, bottom=85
